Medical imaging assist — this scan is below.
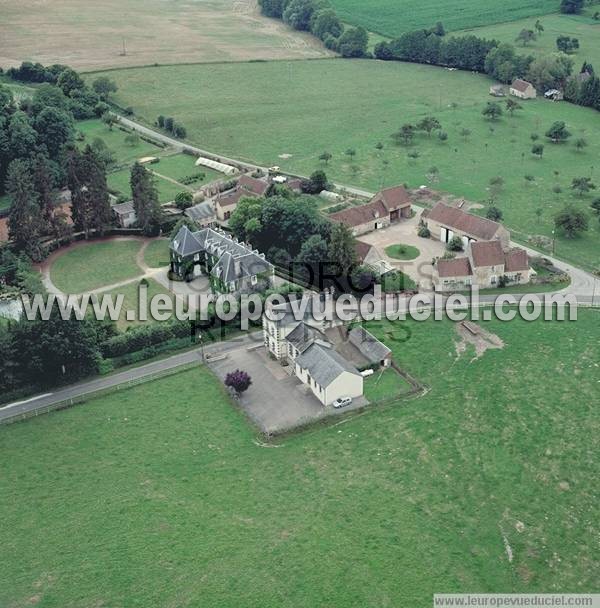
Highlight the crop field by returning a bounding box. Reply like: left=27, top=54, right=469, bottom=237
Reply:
left=457, top=10, right=600, bottom=71
left=0, top=0, right=331, bottom=71
left=330, top=0, right=559, bottom=38
left=97, top=59, right=600, bottom=270
left=1, top=310, right=598, bottom=606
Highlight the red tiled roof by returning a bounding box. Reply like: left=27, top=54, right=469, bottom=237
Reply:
left=238, top=175, right=270, bottom=196
left=437, top=257, right=472, bottom=278
left=470, top=240, right=505, bottom=267
left=511, top=79, right=533, bottom=93
left=330, top=199, right=389, bottom=227
left=374, top=185, right=411, bottom=210
left=426, top=202, right=502, bottom=240
left=504, top=248, right=529, bottom=272
left=216, top=189, right=245, bottom=209
left=355, top=240, right=372, bottom=262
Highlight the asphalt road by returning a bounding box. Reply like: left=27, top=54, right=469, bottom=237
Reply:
left=0, top=332, right=263, bottom=423
left=3, top=116, right=597, bottom=423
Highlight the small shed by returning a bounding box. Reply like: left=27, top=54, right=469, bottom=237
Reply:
left=112, top=201, right=136, bottom=228
left=544, top=89, right=564, bottom=101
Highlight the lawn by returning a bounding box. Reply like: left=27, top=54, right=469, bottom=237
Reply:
left=99, top=276, right=182, bottom=330
left=153, top=153, right=222, bottom=186
left=95, top=59, right=600, bottom=271
left=50, top=239, right=144, bottom=293
left=330, top=0, right=558, bottom=37
left=457, top=10, right=600, bottom=73
left=1, top=311, right=598, bottom=606
left=0, top=0, right=330, bottom=71
left=107, top=168, right=183, bottom=203
left=0, top=194, right=10, bottom=212
left=381, top=270, right=417, bottom=292
left=363, top=367, right=411, bottom=401
left=143, top=238, right=170, bottom=269
left=385, top=243, right=421, bottom=260
left=77, top=119, right=162, bottom=166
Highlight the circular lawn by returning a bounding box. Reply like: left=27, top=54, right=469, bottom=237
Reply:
left=384, top=244, right=420, bottom=261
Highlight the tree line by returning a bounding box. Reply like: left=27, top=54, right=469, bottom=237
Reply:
left=0, top=63, right=164, bottom=260
left=258, top=0, right=368, bottom=58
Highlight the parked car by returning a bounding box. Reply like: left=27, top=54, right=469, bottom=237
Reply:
left=333, top=396, right=352, bottom=409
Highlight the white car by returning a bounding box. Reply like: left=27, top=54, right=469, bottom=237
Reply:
left=333, top=396, right=352, bottom=409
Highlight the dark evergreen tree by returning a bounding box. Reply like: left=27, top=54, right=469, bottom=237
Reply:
left=130, top=162, right=163, bottom=235
left=6, top=159, right=44, bottom=260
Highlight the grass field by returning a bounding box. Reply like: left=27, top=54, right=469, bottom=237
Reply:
left=99, top=277, right=180, bottom=329
left=153, top=153, right=222, bottom=186
left=96, top=59, right=600, bottom=270
left=0, top=0, right=331, bottom=71
left=77, top=119, right=162, bottom=166
left=144, top=238, right=170, bottom=269
left=107, top=167, right=183, bottom=204
left=50, top=239, right=144, bottom=294
left=458, top=10, right=600, bottom=71
left=1, top=310, right=598, bottom=606
left=363, top=367, right=411, bottom=401
left=330, top=0, right=559, bottom=37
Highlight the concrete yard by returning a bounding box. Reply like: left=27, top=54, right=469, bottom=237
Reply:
left=207, top=344, right=368, bottom=435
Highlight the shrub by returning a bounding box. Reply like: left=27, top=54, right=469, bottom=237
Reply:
left=417, top=224, right=431, bottom=238
left=446, top=235, right=464, bottom=251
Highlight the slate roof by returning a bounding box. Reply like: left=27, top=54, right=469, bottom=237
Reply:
left=504, top=248, right=529, bottom=272
left=296, top=341, right=361, bottom=388
left=170, top=226, right=273, bottom=282
left=348, top=327, right=391, bottom=363
left=511, top=79, right=534, bottom=93
left=424, top=202, right=503, bottom=240
left=286, top=321, right=326, bottom=354
left=185, top=201, right=215, bottom=222
left=112, top=201, right=135, bottom=216
left=170, top=225, right=203, bottom=256
left=470, top=240, right=505, bottom=267
left=437, top=257, right=473, bottom=278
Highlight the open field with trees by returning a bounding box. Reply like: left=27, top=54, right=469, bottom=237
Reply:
left=1, top=311, right=598, bottom=606
left=329, top=0, right=561, bottom=38
left=0, top=0, right=332, bottom=71
left=96, top=59, right=600, bottom=269
left=458, top=9, right=600, bottom=70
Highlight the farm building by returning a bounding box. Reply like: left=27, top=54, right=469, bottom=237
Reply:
left=421, top=202, right=510, bottom=249
left=112, top=201, right=136, bottom=228
left=215, top=174, right=272, bottom=222
left=510, top=79, right=536, bottom=99
left=195, top=156, right=237, bottom=175
left=184, top=201, right=216, bottom=227
left=330, top=185, right=411, bottom=236
left=433, top=241, right=531, bottom=291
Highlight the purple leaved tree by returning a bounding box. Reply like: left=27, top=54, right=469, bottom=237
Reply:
left=224, top=370, right=252, bottom=396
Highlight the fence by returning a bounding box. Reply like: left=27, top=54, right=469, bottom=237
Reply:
left=0, top=361, right=200, bottom=426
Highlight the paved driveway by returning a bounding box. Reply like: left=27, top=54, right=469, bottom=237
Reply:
left=207, top=346, right=367, bottom=434
left=359, top=209, right=447, bottom=290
